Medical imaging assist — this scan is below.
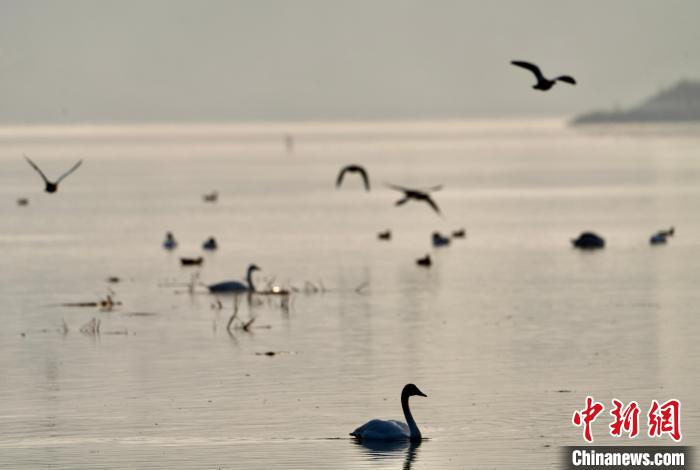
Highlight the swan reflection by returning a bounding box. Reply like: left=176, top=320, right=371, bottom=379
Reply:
left=352, top=439, right=422, bottom=470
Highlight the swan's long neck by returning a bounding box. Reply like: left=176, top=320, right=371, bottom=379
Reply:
left=246, top=268, right=256, bottom=292
left=401, top=392, right=421, bottom=441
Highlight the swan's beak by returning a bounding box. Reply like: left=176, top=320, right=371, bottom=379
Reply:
left=417, top=390, right=427, bottom=398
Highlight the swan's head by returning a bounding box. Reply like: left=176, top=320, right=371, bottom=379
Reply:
left=402, top=383, right=427, bottom=398
left=247, top=264, right=261, bottom=273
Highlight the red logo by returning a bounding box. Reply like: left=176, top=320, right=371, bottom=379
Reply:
left=648, top=399, right=682, bottom=442
left=572, top=397, right=682, bottom=443
left=572, top=396, right=605, bottom=443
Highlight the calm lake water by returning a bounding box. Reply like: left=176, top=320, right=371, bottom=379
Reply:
left=0, top=119, right=698, bottom=468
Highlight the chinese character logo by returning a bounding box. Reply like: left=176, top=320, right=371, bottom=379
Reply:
left=572, top=396, right=605, bottom=443
left=572, top=397, right=682, bottom=443
left=648, top=399, right=682, bottom=442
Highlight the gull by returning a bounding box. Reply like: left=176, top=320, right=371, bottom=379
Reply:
left=386, top=183, right=443, bottom=215
left=24, top=155, right=83, bottom=193
left=336, top=165, right=370, bottom=191
left=511, top=60, right=576, bottom=91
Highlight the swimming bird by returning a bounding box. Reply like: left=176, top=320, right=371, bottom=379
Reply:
left=650, top=227, right=674, bottom=245
left=203, top=191, right=218, bottom=203
left=350, top=384, right=427, bottom=442
left=432, top=232, right=450, bottom=247
left=511, top=60, right=576, bottom=91
left=180, top=257, right=204, bottom=266
left=657, top=226, right=675, bottom=237
left=387, top=184, right=443, bottom=215
left=416, top=254, right=432, bottom=267
left=571, top=232, right=605, bottom=249
left=16, top=198, right=29, bottom=206
left=650, top=233, right=667, bottom=245
left=451, top=228, right=466, bottom=238
left=336, top=165, right=370, bottom=191
left=24, top=155, right=83, bottom=193
left=202, top=237, right=218, bottom=251
left=377, top=229, right=392, bottom=241
left=208, top=264, right=260, bottom=293
left=163, top=232, right=177, bottom=250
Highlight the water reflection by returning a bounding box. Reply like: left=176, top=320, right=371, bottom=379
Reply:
left=352, top=439, right=422, bottom=469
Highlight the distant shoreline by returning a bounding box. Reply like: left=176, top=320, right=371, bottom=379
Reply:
left=572, top=80, right=700, bottom=125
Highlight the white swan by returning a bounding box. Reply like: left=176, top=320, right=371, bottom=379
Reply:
left=207, top=264, right=260, bottom=293
left=350, top=384, right=427, bottom=442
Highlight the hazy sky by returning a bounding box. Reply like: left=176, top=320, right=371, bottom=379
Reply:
left=0, top=0, right=698, bottom=123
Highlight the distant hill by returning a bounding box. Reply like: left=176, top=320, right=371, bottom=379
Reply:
left=572, top=80, right=700, bottom=124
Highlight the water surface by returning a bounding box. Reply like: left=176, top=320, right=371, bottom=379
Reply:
left=1, top=120, right=698, bottom=468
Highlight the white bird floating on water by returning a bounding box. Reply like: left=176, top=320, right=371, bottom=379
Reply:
left=207, top=264, right=260, bottom=293
left=350, top=384, right=427, bottom=442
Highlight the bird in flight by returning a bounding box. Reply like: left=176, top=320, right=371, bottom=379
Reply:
left=336, top=165, right=370, bottom=191
left=511, top=60, right=576, bottom=91
left=386, top=183, right=443, bottom=215
left=24, top=155, right=83, bottom=193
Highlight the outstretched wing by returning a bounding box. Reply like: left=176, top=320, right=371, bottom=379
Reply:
left=555, top=75, right=576, bottom=85
left=357, top=166, right=370, bottom=191
left=385, top=183, right=411, bottom=192
left=511, top=60, right=544, bottom=81
left=395, top=196, right=410, bottom=206
left=336, top=166, right=348, bottom=188
left=425, top=195, right=442, bottom=215
left=24, top=155, right=50, bottom=184
left=56, top=160, right=83, bottom=184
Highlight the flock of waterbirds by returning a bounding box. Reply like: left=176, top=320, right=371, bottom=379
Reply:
left=13, top=59, right=677, bottom=444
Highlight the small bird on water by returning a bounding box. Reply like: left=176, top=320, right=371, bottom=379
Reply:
left=416, top=254, right=432, bottom=267
left=336, top=165, right=370, bottom=191
left=377, top=229, right=392, bottom=241
left=386, top=183, right=443, bottom=215
left=163, top=232, right=178, bottom=250
left=432, top=232, right=450, bottom=247
left=511, top=60, right=576, bottom=91
left=202, top=237, right=218, bottom=251
left=24, top=155, right=83, bottom=193
left=202, top=191, right=218, bottom=203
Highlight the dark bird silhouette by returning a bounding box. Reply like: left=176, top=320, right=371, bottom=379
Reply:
left=571, top=232, right=605, bottom=249
left=208, top=264, right=260, bottom=293
left=658, top=226, right=675, bottom=237
left=180, top=257, right=204, bottom=266
left=336, top=165, right=370, bottom=191
left=416, top=254, right=432, bottom=267
left=511, top=61, right=576, bottom=91
left=451, top=228, right=466, bottom=238
left=202, top=237, right=218, bottom=251
left=650, top=233, right=667, bottom=245
left=432, top=232, right=450, bottom=247
left=16, top=198, right=29, bottom=206
left=163, top=231, right=177, bottom=250
left=377, top=229, right=392, bottom=241
left=202, top=191, right=218, bottom=203
left=24, top=155, right=83, bottom=193
left=387, top=183, right=443, bottom=215
left=650, top=226, right=675, bottom=245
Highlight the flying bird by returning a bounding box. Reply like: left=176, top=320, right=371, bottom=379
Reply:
left=511, top=60, right=576, bottom=91
left=386, top=183, right=443, bottom=215
left=336, top=165, right=370, bottom=191
left=24, top=155, right=83, bottom=193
